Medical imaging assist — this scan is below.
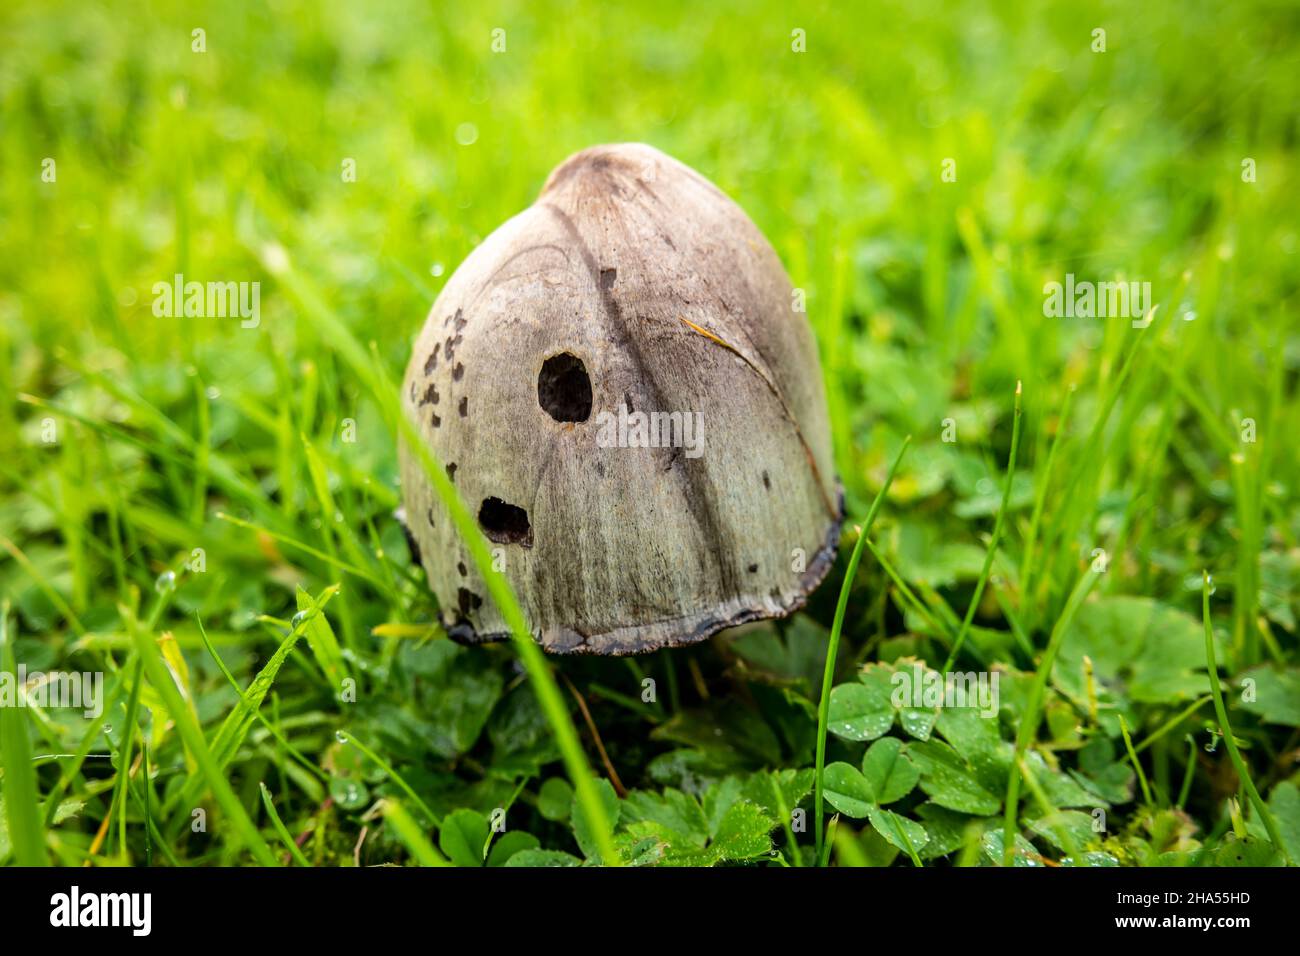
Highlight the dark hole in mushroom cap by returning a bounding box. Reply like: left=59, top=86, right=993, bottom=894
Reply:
left=538, top=352, right=593, bottom=423
left=478, top=496, right=533, bottom=547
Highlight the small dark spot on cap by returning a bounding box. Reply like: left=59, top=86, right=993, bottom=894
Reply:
left=457, top=561, right=467, bottom=577
left=420, top=383, right=440, bottom=406
left=624, top=392, right=634, bottom=413
left=426, top=507, right=436, bottom=528
left=453, top=362, right=465, bottom=381
left=458, top=396, right=468, bottom=417
left=453, top=308, right=467, bottom=331
left=423, top=344, right=441, bottom=374
left=446, top=462, right=457, bottom=481
left=430, top=411, right=441, bottom=427
left=748, top=563, right=758, bottom=573
left=762, top=470, right=771, bottom=490
left=457, top=587, right=483, bottom=616
left=600, top=267, right=617, bottom=290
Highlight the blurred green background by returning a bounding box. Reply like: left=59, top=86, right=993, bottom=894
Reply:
left=2, top=0, right=1299, bottom=867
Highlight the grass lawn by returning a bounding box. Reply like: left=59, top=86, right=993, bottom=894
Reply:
left=2, top=0, right=1299, bottom=867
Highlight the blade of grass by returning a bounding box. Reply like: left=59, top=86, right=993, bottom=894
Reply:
left=127, top=779, right=181, bottom=867
left=383, top=799, right=451, bottom=867
left=1003, top=564, right=1099, bottom=865
left=832, top=824, right=869, bottom=867
left=165, top=587, right=337, bottom=819
left=944, top=381, right=1022, bottom=671
left=141, top=743, right=152, bottom=867
left=0, top=535, right=87, bottom=637
left=1117, top=714, right=1153, bottom=805
left=260, top=250, right=620, bottom=865
left=194, top=615, right=326, bottom=785
left=1019, top=383, right=1075, bottom=604
left=1176, top=734, right=1197, bottom=810
left=260, top=783, right=311, bottom=866
left=862, top=537, right=952, bottom=641
left=129, top=615, right=280, bottom=866
left=0, top=602, right=47, bottom=865
left=1202, top=571, right=1291, bottom=865
left=337, top=730, right=440, bottom=827
left=813, top=435, right=911, bottom=864
left=42, top=673, right=126, bottom=827
left=111, top=658, right=145, bottom=859
left=215, top=512, right=389, bottom=590
left=1017, top=754, right=1081, bottom=861
left=1135, top=695, right=1211, bottom=754
left=767, top=773, right=800, bottom=866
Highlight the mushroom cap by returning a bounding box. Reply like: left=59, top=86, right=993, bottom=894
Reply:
left=399, top=143, right=842, bottom=654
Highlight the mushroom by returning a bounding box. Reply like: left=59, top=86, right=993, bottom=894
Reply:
left=399, top=143, right=842, bottom=654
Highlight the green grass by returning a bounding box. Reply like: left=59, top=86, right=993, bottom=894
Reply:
left=2, top=0, right=1299, bottom=867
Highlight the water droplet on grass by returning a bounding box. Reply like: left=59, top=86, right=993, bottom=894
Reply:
left=455, top=122, right=479, bottom=146
left=155, top=570, right=176, bottom=593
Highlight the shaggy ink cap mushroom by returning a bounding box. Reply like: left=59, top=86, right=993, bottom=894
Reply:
left=399, top=143, right=842, bottom=654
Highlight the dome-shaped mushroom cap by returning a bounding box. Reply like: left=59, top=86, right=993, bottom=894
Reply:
left=400, top=143, right=842, bottom=654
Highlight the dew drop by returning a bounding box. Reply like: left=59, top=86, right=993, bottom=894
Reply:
left=430, top=262, right=445, bottom=277
left=335, top=731, right=349, bottom=744
left=291, top=609, right=310, bottom=628
left=455, top=122, right=479, bottom=146
left=155, top=570, right=176, bottom=593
